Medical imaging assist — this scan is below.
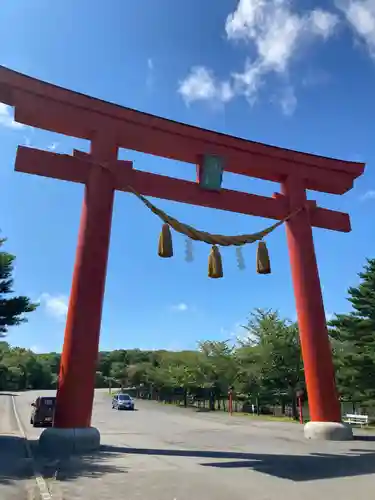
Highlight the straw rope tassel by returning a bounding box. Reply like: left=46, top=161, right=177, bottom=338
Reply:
left=256, top=240, right=271, bottom=274
left=127, top=185, right=300, bottom=247
left=208, top=245, right=223, bottom=278
left=158, top=224, right=173, bottom=258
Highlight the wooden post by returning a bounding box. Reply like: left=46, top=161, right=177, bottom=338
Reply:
left=53, top=135, right=117, bottom=428
left=228, top=389, right=233, bottom=416
left=282, top=176, right=341, bottom=423
left=298, top=397, right=303, bottom=424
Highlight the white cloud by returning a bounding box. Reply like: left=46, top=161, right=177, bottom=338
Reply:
left=171, top=302, right=189, bottom=312
left=361, top=189, right=375, bottom=201
left=40, top=293, right=68, bottom=320
left=146, top=58, right=155, bottom=89
left=336, top=0, right=375, bottom=58
left=309, top=9, right=339, bottom=39
left=0, top=103, right=24, bottom=129
left=30, top=345, right=43, bottom=353
left=178, top=0, right=339, bottom=114
left=301, top=69, right=331, bottom=87
left=221, top=321, right=245, bottom=342
left=226, top=1, right=303, bottom=72
left=278, top=85, right=297, bottom=116
left=227, top=0, right=338, bottom=106
left=178, top=66, right=234, bottom=105
left=232, top=61, right=263, bottom=103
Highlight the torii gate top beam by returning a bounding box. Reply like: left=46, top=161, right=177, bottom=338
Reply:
left=0, top=66, right=364, bottom=196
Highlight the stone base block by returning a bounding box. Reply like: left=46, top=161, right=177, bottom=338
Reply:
left=39, top=426, right=100, bottom=456
left=304, top=421, right=353, bottom=441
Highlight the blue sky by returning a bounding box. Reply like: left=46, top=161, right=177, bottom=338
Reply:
left=0, top=0, right=374, bottom=353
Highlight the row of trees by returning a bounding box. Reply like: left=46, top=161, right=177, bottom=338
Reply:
left=0, top=309, right=305, bottom=417
left=1, top=232, right=375, bottom=416
left=97, top=308, right=303, bottom=414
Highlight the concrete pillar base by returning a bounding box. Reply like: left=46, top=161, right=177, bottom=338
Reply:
left=304, top=421, right=353, bottom=441
left=39, top=427, right=100, bottom=456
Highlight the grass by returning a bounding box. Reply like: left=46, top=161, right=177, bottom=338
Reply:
left=177, top=401, right=299, bottom=423
left=229, top=413, right=375, bottom=427
left=234, top=412, right=298, bottom=423
left=350, top=424, right=375, bottom=431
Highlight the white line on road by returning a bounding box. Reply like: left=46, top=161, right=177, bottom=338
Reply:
left=11, top=395, right=54, bottom=500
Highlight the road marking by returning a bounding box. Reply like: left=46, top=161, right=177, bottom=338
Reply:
left=11, top=395, right=53, bottom=500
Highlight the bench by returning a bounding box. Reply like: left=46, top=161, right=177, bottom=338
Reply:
left=343, top=413, right=369, bottom=427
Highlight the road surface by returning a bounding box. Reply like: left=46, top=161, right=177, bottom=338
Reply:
left=3, top=389, right=375, bottom=499
left=0, top=393, right=36, bottom=499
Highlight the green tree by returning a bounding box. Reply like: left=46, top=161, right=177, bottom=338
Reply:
left=127, top=362, right=153, bottom=387
left=0, top=237, right=38, bottom=335
left=95, top=371, right=106, bottom=388
left=110, top=361, right=128, bottom=387
left=0, top=363, right=9, bottom=390
left=329, top=258, right=375, bottom=409
left=6, top=365, right=24, bottom=390
left=23, top=353, right=53, bottom=389
left=97, top=351, right=112, bottom=378
left=237, top=309, right=304, bottom=417
left=197, top=340, right=238, bottom=410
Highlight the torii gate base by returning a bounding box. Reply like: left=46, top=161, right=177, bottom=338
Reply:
left=0, top=67, right=364, bottom=451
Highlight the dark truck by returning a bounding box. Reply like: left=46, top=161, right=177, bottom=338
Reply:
left=30, top=396, right=56, bottom=427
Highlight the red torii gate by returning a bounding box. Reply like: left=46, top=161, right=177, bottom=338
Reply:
left=0, top=66, right=364, bottom=445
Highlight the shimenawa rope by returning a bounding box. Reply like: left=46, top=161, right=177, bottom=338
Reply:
left=126, top=185, right=303, bottom=247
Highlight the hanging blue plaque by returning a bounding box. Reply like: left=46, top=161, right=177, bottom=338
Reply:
left=197, top=154, right=224, bottom=191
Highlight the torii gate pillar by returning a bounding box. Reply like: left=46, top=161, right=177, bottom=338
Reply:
left=282, top=176, right=351, bottom=439
left=53, top=136, right=117, bottom=430
left=41, top=137, right=117, bottom=454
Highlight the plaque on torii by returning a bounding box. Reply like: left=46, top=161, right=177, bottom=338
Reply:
left=0, top=66, right=365, bottom=433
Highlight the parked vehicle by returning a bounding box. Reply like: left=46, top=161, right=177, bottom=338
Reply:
left=30, top=396, right=56, bottom=427
left=112, top=393, right=135, bottom=410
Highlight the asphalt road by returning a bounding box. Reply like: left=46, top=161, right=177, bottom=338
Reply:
left=6, top=389, right=375, bottom=499
left=0, top=393, right=36, bottom=499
